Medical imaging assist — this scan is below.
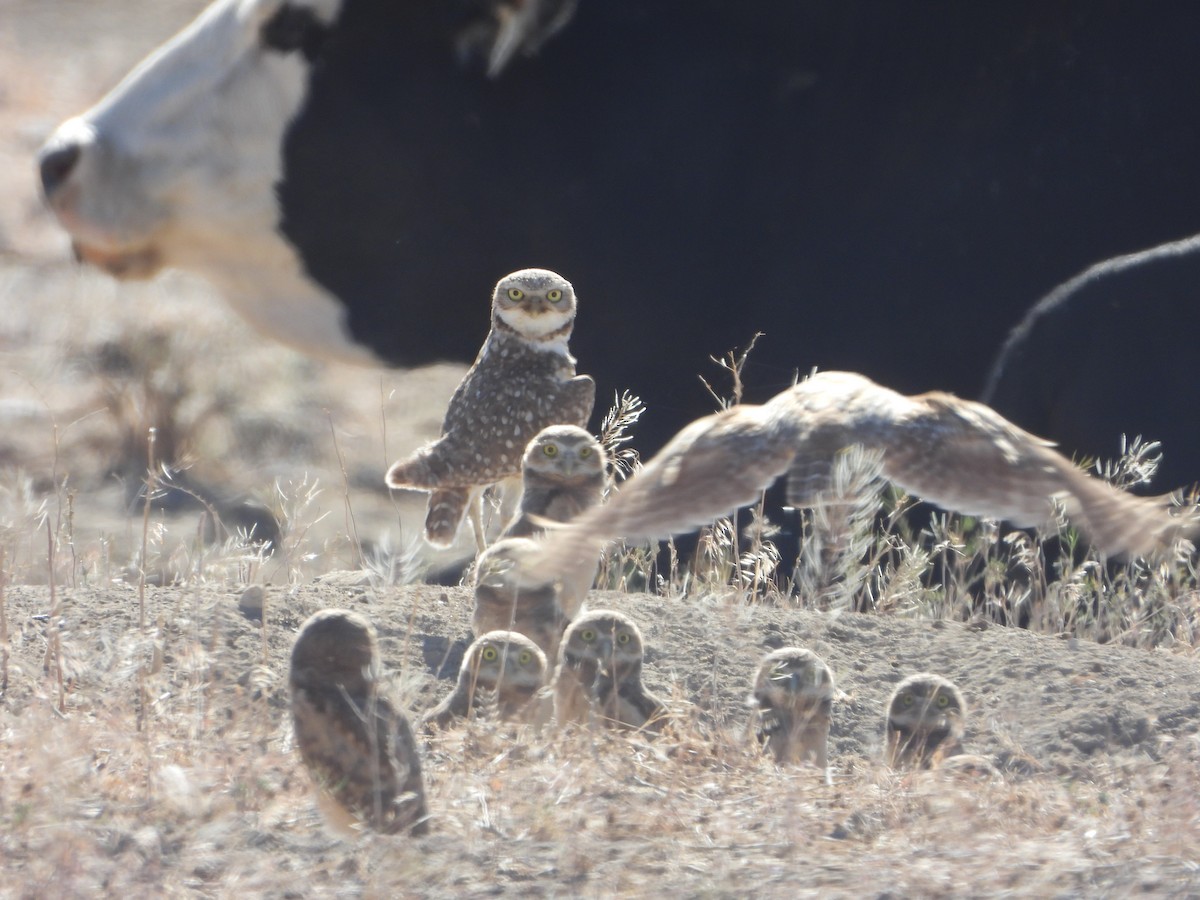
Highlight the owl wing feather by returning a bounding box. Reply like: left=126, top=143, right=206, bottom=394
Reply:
left=774, top=373, right=1190, bottom=558
left=292, top=687, right=428, bottom=835
left=875, top=393, right=1187, bottom=557
left=523, top=370, right=1190, bottom=590
left=559, top=374, right=597, bottom=426
left=520, top=404, right=797, bottom=587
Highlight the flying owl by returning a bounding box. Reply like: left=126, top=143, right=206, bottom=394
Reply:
left=517, top=370, right=1191, bottom=589
left=289, top=609, right=428, bottom=837
left=422, top=630, right=549, bottom=730
left=750, top=647, right=836, bottom=780
left=884, top=672, right=967, bottom=770
left=554, top=609, right=667, bottom=732
left=501, top=425, right=607, bottom=540
left=385, top=269, right=595, bottom=550
left=473, top=536, right=571, bottom=658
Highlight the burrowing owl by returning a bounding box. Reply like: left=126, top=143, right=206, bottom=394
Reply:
left=501, top=425, right=607, bottom=540
left=750, top=647, right=835, bottom=779
left=519, top=370, right=1190, bottom=588
left=289, top=609, right=428, bottom=836
left=554, top=609, right=667, bottom=732
left=473, top=536, right=571, bottom=658
left=884, top=672, right=967, bottom=770
left=385, top=269, right=595, bottom=550
left=422, top=630, right=548, bottom=729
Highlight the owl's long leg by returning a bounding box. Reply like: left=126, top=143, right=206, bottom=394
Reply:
left=467, top=490, right=488, bottom=554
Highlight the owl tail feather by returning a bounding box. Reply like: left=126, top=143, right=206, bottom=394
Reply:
left=426, top=488, right=471, bottom=548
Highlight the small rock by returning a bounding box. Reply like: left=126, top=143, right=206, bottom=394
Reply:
left=238, top=585, right=266, bottom=621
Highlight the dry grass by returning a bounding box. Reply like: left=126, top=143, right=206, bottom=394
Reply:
left=2, top=579, right=1199, bottom=897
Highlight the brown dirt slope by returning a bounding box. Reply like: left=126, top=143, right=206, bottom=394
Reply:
left=3, top=581, right=1199, bottom=895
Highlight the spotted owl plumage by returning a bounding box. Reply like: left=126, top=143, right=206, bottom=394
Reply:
left=385, top=269, right=595, bottom=549
left=554, top=609, right=667, bottom=733
left=501, top=424, right=607, bottom=539
left=422, top=630, right=549, bottom=730
left=885, top=672, right=967, bottom=770
left=289, top=609, right=428, bottom=837
left=750, top=647, right=835, bottom=779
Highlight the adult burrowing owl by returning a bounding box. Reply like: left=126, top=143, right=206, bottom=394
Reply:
left=884, top=672, right=967, bottom=770
left=750, top=647, right=835, bottom=780
left=519, top=370, right=1190, bottom=588
left=554, top=609, right=667, bottom=732
left=473, top=537, right=571, bottom=658
left=289, top=609, right=428, bottom=836
left=501, top=425, right=607, bottom=539
left=385, top=269, right=595, bottom=550
left=422, top=630, right=548, bottom=729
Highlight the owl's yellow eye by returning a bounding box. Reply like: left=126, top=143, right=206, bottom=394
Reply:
left=936, top=694, right=951, bottom=708
left=543, top=443, right=559, bottom=457
left=518, top=650, right=532, bottom=665
left=547, top=289, right=563, bottom=302
left=579, top=447, right=592, bottom=458
left=900, top=694, right=914, bottom=707
left=507, top=287, right=524, bottom=301
left=580, top=628, right=596, bottom=643
left=482, top=646, right=498, bottom=661
left=616, top=632, right=631, bottom=645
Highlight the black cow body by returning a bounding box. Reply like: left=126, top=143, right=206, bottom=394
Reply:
left=984, top=235, right=1200, bottom=493
left=38, top=0, right=1200, bottom=545
left=277, top=1, right=1200, bottom=448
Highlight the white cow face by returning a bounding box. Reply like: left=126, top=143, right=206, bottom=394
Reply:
left=36, top=0, right=380, bottom=363
left=39, top=0, right=341, bottom=277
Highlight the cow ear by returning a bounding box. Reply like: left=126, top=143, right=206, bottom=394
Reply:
left=260, top=3, right=330, bottom=62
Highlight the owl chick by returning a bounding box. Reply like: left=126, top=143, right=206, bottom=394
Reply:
left=422, top=630, right=548, bottom=730
left=519, top=370, right=1191, bottom=592
left=501, top=425, right=607, bottom=540
left=473, top=536, right=571, bottom=659
left=385, top=269, right=595, bottom=550
left=750, top=647, right=835, bottom=780
left=554, top=609, right=667, bottom=732
left=884, top=672, right=967, bottom=770
left=289, top=609, right=428, bottom=837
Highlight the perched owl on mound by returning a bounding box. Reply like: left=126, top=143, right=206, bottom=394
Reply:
left=385, top=269, right=595, bottom=550
left=422, top=630, right=548, bottom=729
left=750, top=647, right=835, bottom=780
left=289, top=609, right=428, bottom=836
left=473, top=536, right=571, bottom=659
left=518, top=370, right=1191, bottom=590
left=501, top=424, right=607, bottom=540
left=554, top=609, right=667, bottom=732
left=884, top=672, right=967, bottom=770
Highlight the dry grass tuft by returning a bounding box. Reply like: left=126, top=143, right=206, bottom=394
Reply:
left=4, top=575, right=1199, bottom=895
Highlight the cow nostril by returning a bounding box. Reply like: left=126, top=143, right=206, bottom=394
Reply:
left=39, top=142, right=82, bottom=198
